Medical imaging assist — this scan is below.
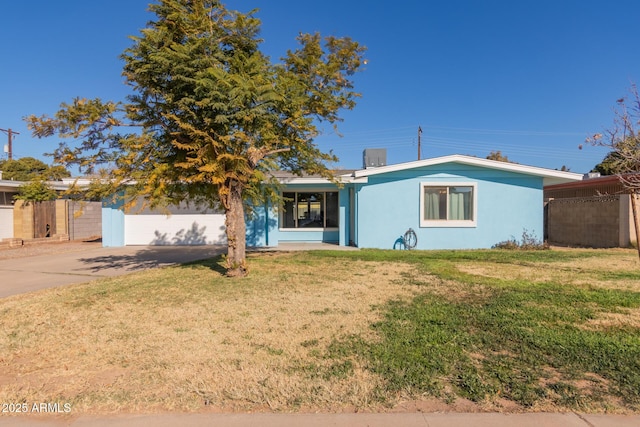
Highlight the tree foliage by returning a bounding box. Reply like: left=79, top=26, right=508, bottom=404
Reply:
left=0, top=157, right=71, bottom=181
left=587, top=84, right=640, bottom=258
left=14, top=179, right=58, bottom=203
left=593, top=147, right=638, bottom=176
left=588, top=85, right=640, bottom=187
left=25, top=0, right=366, bottom=276
left=486, top=150, right=512, bottom=163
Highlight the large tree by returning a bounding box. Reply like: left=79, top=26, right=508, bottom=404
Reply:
left=0, top=157, right=70, bottom=181
left=26, top=0, right=365, bottom=276
left=587, top=84, right=640, bottom=257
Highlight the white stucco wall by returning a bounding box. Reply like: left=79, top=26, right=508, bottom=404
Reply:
left=124, top=213, right=226, bottom=245
left=0, top=206, right=13, bottom=240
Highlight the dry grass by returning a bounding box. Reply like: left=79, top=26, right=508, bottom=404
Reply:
left=1, top=248, right=639, bottom=415
left=456, top=248, right=640, bottom=291
left=453, top=248, right=640, bottom=332
left=0, top=252, right=421, bottom=414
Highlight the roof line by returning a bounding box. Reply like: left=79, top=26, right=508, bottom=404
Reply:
left=352, top=154, right=583, bottom=180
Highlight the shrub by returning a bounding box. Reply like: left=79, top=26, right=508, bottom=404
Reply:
left=493, top=229, right=549, bottom=250
left=14, top=179, right=58, bottom=203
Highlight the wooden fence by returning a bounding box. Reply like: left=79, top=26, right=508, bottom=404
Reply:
left=33, top=200, right=57, bottom=238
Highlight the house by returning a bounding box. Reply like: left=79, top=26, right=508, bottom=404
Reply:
left=0, top=177, right=102, bottom=245
left=544, top=173, right=640, bottom=248
left=0, top=179, right=20, bottom=241
left=102, top=154, right=583, bottom=249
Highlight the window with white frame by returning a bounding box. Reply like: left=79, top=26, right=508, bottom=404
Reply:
left=420, top=182, right=477, bottom=227
left=0, top=192, right=18, bottom=206
left=281, top=191, right=339, bottom=229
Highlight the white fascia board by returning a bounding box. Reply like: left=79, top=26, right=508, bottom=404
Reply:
left=60, top=178, right=97, bottom=186
left=336, top=174, right=368, bottom=184
left=0, top=180, right=24, bottom=190
left=347, top=177, right=369, bottom=184
left=0, top=179, right=93, bottom=191
left=277, top=176, right=368, bottom=185
left=276, top=177, right=333, bottom=185
left=353, top=154, right=583, bottom=185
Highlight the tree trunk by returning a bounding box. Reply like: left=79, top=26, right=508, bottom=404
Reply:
left=631, top=192, right=640, bottom=261
left=225, top=179, right=248, bottom=277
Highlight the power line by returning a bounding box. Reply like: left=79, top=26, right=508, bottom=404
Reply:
left=319, top=124, right=587, bottom=148
left=422, top=125, right=585, bottom=137
left=325, top=124, right=585, bottom=138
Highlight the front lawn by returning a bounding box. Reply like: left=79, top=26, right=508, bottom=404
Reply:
left=1, top=248, right=638, bottom=414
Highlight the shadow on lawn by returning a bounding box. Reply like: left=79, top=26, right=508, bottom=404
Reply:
left=78, top=246, right=227, bottom=273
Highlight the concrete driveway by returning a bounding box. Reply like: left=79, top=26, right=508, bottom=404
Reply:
left=0, top=244, right=224, bottom=298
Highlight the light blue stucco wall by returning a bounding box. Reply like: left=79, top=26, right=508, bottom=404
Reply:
left=101, top=187, right=345, bottom=248
left=102, top=163, right=546, bottom=249
left=354, top=164, right=544, bottom=250
left=102, top=199, right=125, bottom=247
left=246, top=202, right=271, bottom=247
left=255, top=184, right=348, bottom=246
left=338, top=187, right=349, bottom=246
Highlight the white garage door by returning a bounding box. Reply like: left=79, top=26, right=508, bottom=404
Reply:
left=124, top=213, right=227, bottom=245
left=0, top=207, right=13, bottom=240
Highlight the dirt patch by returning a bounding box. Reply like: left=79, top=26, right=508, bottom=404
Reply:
left=581, top=309, right=640, bottom=330
left=389, top=397, right=487, bottom=413
left=456, top=263, right=556, bottom=283
left=0, top=240, right=102, bottom=260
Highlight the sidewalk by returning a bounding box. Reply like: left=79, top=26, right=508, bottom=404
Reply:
left=1, top=412, right=639, bottom=427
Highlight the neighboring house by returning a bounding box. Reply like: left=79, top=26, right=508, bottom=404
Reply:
left=0, top=178, right=102, bottom=243
left=0, top=180, right=20, bottom=240
left=103, top=154, right=582, bottom=249
left=544, top=174, right=640, bottom=248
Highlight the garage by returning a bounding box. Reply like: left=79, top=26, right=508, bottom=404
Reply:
left=103, top=200, right=227, bottom=246
left=0, top=206, right=13, bottom=240
left=124, top=212, right=226, bottom=245
left=0, top=187, right=18, bottom=241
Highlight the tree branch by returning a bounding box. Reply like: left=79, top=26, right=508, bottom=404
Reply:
left=247, top=147, right=291, bottom=168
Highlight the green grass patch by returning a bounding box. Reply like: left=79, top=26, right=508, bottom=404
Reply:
left=350, top=289, right=640, bottom=408
left=308, top=248, right=604, bottom=265
left=320, top=249, right=640, bottom=411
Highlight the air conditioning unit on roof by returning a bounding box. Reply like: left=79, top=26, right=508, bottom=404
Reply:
left=363, top=148, right=387, bottom=169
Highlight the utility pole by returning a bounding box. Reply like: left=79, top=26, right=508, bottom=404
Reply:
left=0, top=128, right=19, bottom=160
left=417, top=126, right=422, bottom=160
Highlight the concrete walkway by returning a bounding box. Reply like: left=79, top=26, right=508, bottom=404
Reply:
left=0, top=244, right=223, bottom=298
left=0, top=242, right=355, bottom=298
left=1, top=412, right=639, bottom=427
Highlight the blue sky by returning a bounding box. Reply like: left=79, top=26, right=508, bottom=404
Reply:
left=1, top=1, right=638, bottom=174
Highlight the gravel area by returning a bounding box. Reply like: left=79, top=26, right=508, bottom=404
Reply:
left=0, top=240, right=103, bottom=260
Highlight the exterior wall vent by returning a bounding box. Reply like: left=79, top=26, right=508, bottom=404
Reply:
left=363, top=148, right=387, bottom=169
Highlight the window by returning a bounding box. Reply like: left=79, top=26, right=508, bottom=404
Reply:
left=0, top=192, right=17, bottom=206
left=281, top=191, right=339, bottom=229
left=420, top=183, right=476, bottom=227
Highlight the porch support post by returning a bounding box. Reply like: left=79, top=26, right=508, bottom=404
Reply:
left=339, top=187, right=349, bottom=246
